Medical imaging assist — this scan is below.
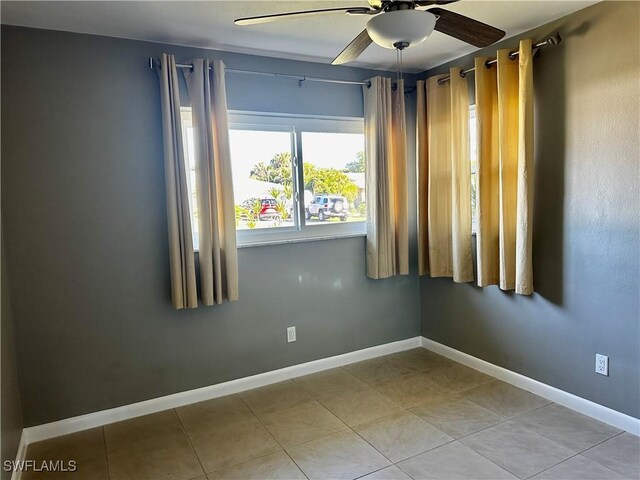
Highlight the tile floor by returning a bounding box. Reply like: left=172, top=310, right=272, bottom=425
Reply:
left=22, top=349, right=640, bottom=480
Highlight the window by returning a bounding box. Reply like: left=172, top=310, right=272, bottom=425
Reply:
left=180, top=108, right=200, bottom=249
left=229, top=127, right=294, bottom=232
left=469, top=105, right=478, bottom=234
left=181, top=110, right=366, bottom=247
left=301, top=132, right=366, bottom=226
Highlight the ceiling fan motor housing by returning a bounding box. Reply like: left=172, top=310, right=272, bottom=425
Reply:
left=366, top=10, right=437, bottom=49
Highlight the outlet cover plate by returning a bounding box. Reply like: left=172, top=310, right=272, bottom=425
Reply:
left=595, top=354, right=609, bottom=376
left=287, top=326, right=296, bottom=343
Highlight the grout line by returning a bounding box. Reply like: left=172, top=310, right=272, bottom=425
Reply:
left=101, top=427, right=111, bottom=480
left=395, top=461, right=418, bottom=480
left=236, top=392, right=310, bottom=479
left=298, top=356, right=460, bottom=474
left=349, top=426, right=397, bottom=465
left=172, top=408, right=207, bottom=478
left=447, top=437, right=522, bottom=479
left=525, top=431, right=629, bottom=480
left=352, top=464, right=394, bottom=480
left=289, top=364, right=403, bottom=473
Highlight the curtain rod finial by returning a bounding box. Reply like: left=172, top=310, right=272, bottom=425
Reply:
left=546, top=32, right=562, bottom=46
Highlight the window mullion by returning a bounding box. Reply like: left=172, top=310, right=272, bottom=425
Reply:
left=294, top=128, right=305, bottom=232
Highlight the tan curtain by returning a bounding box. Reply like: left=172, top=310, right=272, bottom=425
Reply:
left=363, top=77, right=409, bottom=279
left=475, top=39, right=534, bottom=295
left=157, top=54, right=238, bottom=308
left=416, top=68, right=474, bottom=282
left=184, top=59, right=239, bottom=305
left=157, top=54, right=197, bottom=309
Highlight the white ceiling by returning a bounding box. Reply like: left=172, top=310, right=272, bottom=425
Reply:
left=1, top=1, right=597, bottom=72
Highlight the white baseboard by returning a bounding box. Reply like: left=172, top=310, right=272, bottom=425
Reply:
left=421, top=337, right=640, bottom=436
left=15, top=332, right=638, bottom=472
left=21, top=337, right=421, bottom=446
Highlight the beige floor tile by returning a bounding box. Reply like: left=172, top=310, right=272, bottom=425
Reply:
left=22, top=428, right=108, bottom=480
left=353, top=411, right=453, bottom=462
left=514, top=403, right=621, bottom=451
left=293, top=367, right=367, bottom=400
left=464, top=381, right=551, bottom=418
left=206, top=451, right=306, bottom=479
left=385, top=348, right=454, bottom=372
left=176, top=395, right=256, bottom=432
left=287, top=429, right=390, bottom=480
left=320, top=386, right=402, bottom=427
left=260, top=399, right=347, bottom=447
left=461, top=421, right=577, bottom=478
left=582, top=432, right=640, bottom=479
left=372, top=372, right=452, bottom=408
left=410, top=397, right=504, bottom=438
left=240, top=380, right=314, bottom=417
left=530, top=454, right=628, bottom=480
left=342, top=357, right=415, bottom=385
left=423, top=363, right=494, bottom=395
left=182, top=415, right=281, bottom=473
left=360, top=465, right=412, bottom=480
left=397, top=441, right=517, bottom=480
left=104, top=410, right=203, bottom=480
left=33, top=356, right=640, bottom=480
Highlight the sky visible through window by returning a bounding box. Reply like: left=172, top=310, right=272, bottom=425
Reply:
left=228, top=130, right=364, bottom=179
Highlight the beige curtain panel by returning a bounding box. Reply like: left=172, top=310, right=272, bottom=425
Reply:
left=157, top=54, right=238, bottom=309
left=157, top=54, right=198, bottom=308
left=416, top=68, right=474, bottom=283
left=363, top=77, right=409, bottom=279
left=475, top=39, right=534, bottom=295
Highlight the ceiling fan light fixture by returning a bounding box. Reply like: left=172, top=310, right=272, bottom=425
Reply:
left=366, top=10, right=436, bottom=49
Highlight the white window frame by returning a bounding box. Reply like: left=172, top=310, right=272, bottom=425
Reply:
left=230, top=111, right=366, bottom=247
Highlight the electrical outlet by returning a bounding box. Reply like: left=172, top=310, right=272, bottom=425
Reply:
left=595, top=354, right=609, bottom=376
left=287, top=326, right=296, bottom=343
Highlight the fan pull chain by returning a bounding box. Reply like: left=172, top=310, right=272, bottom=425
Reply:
left=396, top=46, right=404, bottom=131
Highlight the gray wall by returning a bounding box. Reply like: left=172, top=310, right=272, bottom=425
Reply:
left=1, top=26, right=420, bottom=426
left=1, top=233, right=23, bottom=477
left=419, top=1, right=640, bottom=418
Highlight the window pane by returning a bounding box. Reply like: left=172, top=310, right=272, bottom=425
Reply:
left=301, top=132, right=365, bottom=226
left=469, top=106, right=478, bottom=174
left=229, top=129, right=295, bottom=230
left=469, top=106, right=478, bottom=233
left=180, top=109, right=200, bottom=250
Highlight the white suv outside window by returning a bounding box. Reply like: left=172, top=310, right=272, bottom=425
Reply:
left=307, top=195, right=349, bottom=222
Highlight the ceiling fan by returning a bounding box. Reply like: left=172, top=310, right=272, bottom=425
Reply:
left=234, top=0, right=506, bottom=65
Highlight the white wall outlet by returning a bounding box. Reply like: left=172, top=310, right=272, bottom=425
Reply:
left=287, top=326, right=296, bottom=343
left=595, top=354, right=609, bottom=376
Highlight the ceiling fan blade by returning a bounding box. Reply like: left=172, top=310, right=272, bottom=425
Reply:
left=235, top=7, right=371, bottom=26
left=332, top=29, right=373, bottom=65
left=429, top=8, right=505, bottom=47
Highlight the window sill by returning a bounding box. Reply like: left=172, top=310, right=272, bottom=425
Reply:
left=237, top=232, right=366, bottom=248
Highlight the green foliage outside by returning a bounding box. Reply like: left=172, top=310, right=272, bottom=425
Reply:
left=250, top=151, right=364, bottom=204
left=250, top=152, right=293, bottom=186
left=245, top=150, right=366, bottom=226
left=303, top=163, right=358, bottom=203
left=344, top=151, right=365, bottom=173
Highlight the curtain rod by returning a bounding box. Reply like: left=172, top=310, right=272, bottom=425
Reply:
left=436, top=32, right=562, bottom=84
left=148, top=57, right=371, bottom=87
